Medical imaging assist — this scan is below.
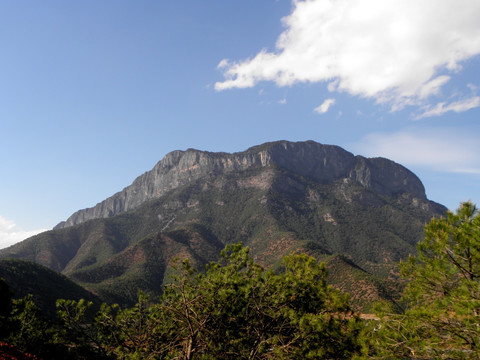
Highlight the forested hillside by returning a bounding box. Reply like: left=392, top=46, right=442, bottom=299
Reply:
left=1, top=202, right=478, bottom=359
left=0, top=141, right=446, bottom=309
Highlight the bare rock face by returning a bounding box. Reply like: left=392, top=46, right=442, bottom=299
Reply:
left=4, top=140, right=443, bottom=310
left=54, top=140, right=426, bottom=229
left=350, top=156, right=426, bottom=200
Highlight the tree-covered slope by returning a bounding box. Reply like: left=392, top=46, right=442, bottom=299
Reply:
left=0, top=258, right=100, bottom=319
left=0, top=141, right=446, bottom=308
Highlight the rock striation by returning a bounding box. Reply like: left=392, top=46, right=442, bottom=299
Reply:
left=2, top=139, right=446, bottom=309
left=54, top=140, right=426, bottom=229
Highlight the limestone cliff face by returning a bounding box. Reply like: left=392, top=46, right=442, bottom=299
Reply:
left=54, top=140, right=426, bottom=229
left=349, top=156, right=426, bottom=199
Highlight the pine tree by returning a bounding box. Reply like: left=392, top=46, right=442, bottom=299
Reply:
left=372, top=201, right=480, bottom=359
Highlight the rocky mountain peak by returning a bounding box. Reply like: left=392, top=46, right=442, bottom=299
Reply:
left=54, top=140, right=426, bottom=229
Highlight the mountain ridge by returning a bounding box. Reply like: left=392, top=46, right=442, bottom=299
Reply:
left=54, top=140, right=427, bottom=229
left=0, top=140, right=446, bottom=309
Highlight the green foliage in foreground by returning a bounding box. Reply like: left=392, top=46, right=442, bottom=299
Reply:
left=2, top=201, right=479, bottom=359
left=371, top=201, right=480, bottom=359
left=0, top=245, right=366, bottom=359
left=59, top=245, right=366, bottom=359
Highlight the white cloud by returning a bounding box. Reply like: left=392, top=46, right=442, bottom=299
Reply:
left=278, top=98, right=287, bottom=104
left=350, top=128, right=480, bottom=174
left=418, top=76, right=451, bottom=99
left=0, top=215, right=47, bottom=250
left=215, top=0, right=480, bottom=111
left=416, top=96, right=480, bottom=119
left=467, top=83, right=478, bottom=92
left=314, top=98, right=335, bottom=114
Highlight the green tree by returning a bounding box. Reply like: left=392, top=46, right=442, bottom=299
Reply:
left=55, top=298, right=111, bottom=359
left=372, top=201, right=480, bottom=359
left=5, top=294, right=61, bottom=358
left=77, top=244, right=365, bottom=359
left=94, top=294, right=172, bottom=359
left=156, top=244, right=365, bottom=359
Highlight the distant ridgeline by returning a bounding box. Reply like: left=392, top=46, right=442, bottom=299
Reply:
left=0, top=140, right=446, bottom=309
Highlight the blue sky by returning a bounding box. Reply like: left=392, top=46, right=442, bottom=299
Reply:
left=1, top=0, right=479, bottom=248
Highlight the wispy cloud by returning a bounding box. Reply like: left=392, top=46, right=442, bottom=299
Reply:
left=350, top=128, right=480, bottom=174
left=314, top=98, right=335, bottom=114
left=215, top=0, right=480, bottom=113
left=0, top=215, right=47, bottom=250
left=416, top=96, right=480, bottom=119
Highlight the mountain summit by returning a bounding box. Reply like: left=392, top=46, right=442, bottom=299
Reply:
left=55, top=140, right=428, bottom=229
left=1, top=140, right=446, bottom=308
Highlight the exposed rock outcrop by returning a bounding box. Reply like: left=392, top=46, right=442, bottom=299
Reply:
left=1, top=140, right=447, bottom=309
left=54, top=140, right=426, bottom=229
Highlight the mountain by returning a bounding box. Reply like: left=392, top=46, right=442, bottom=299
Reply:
left=0, top=258, right=101, bottom=319
left=0, top=140, right=446, bottom=309
left=53, top=140, right=429, bottom=229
